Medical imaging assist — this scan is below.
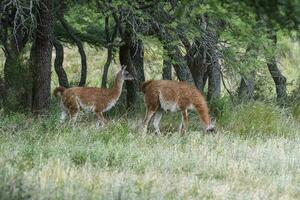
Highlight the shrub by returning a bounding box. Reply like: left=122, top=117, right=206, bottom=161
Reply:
left=292, top=103, right=300, bottom=122
left=220, top=102, right=297, bottom=137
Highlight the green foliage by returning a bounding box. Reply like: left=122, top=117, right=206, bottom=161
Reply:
left=2, top=50, right=33, bottom=112
left=71, top=150, right=87, bottom=166
left=54, top=4, right=106, bottom=47
left=208, top=96, right=233, bottom=122
left=253, top=73, right=275, bottom=101
left=220, top=102, right=297, bottom=137
left=292, top=103, right=300, bottom=121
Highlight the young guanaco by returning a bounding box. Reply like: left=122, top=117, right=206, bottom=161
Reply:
left=141, top=80, right=215, bottom=134
left=53, top=65, right=133, bottom=127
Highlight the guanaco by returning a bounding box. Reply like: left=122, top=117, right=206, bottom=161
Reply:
left=53, top=65, right=133, bottom=127
left=141, top=80, right=215, bottom=134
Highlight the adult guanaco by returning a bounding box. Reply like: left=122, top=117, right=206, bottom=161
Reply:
left=141, top=80, right=215, bottom=134
left=53, top=65, right=133, bottom=127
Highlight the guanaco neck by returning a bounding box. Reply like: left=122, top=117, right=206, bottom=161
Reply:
left=110, top=71, right=124, bottom=99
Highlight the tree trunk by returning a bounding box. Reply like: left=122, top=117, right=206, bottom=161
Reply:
left=101, top=47, right=113, bottom=88
left=164, top=44, right=194, bottom=84
left=0, top=78, right=4, bottom=107
left=238, top=72, right=255, bottom=100
left=101, top=16, right=118, bottom=88
left=182, top=37, right=208, bottom=92
left=207, top=60, right=221, bottom=101
left=267, top=60, right=287, bottom=102
left=152, top=23, right=194, bottom=84
left=59, top=17, right=87, bottom=86
left=186, top=15, right=221, bottom=100
left=162, top=57, right=172, bottom=80
left=206, top=28, right=221, bottom=101
left=31, top=0, right=53, bottom=113
left=183, top=38, right=212, bottom=94
left=267, top=33, right=287, bottom=103
left=118, top=21, right=139, bottom=110
left=130, top=39, right=145, bottom=85
left=119, top=44, right=138, bottom=110
left=238, top=47, right=257, bottom=100
left=190, top=62, right=208, bottom=92
left=188, top=42, right=208, bottom=92
left=53, top=37, right=69, bottom=88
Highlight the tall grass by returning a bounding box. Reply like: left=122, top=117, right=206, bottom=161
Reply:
left=1, top=40, right=300, bottom=199
left=0, top=101, right=300, bottom=199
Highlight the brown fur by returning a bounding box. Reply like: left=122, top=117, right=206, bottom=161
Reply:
left=141, top=80, right=214, bottom=134
left=53, top=86, right=66, bottom=98
left=140, top=80, right=154, bottom=93
left=53, top=67, right=133, bottom=126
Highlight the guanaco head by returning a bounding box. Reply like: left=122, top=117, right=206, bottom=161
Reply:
left=206, top=124, right=215, bottom=133
left=120, top=65, right=134, bottom=80
left=206, top=119, right=216, bottom=133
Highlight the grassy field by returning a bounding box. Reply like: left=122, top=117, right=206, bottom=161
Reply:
left=1, top=40, right=300, bottom=199
left=0, top=101, right=300, bottom=200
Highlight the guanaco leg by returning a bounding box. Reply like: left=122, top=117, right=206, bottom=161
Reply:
left=153, top=109, right=163, bottom=135
left=142, top=108, right=156, bottom=134
left=96, top=112, right=107, bottom=128
left=60, top=109, right=68, bottom=122
left=179, top=109, right=188, bottom=135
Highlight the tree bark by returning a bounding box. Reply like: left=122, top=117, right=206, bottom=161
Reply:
left=101, top=16, right=118, bottom=88
left=238, top=47, right=257, bottom=100
left=152, top=23, right=194, bottom=84
left=59, top=17, right=87, bottom=86
left=163, top=43, right=194, bottom=84
left=238, top=72, right=255, bottom=100
left=53, top=37, right=69, bottom=88
left=187, top=40, right=208, bottom=92
left=0, top=78, right=4, bottom=107
left=205, top=24, right=221, bottom=101
left=267, top=60, right=287, bottom=102
left=31, top=0, right=53, bottom=113
left=267, top=33, right=287, bottom=103
left=207, top=60, right=221, bottom=101
left=118, top=21, right=139, bottom=110
left=101, top=48, right=113, bottom=88
left=181, top=35, right=208, bottom=92
left=162, top=57, right=172, bottom=80
left=130, top=39, right=145, bottom=85
left=186, top=15, right=221, bottom=100
left=119, top=44, right=138, bottom=109
left=190, top=61, right=208, bottom=92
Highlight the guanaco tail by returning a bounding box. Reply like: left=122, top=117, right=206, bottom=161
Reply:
left=141, top=80, right=215, bottom=134
left=53, top=65, right=133, bottom=127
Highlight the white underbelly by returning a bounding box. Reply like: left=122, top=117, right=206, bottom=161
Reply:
left=103, top=100, right=117, bottom=112
left=77, top=98, right=96, bottom=112
left=158, top=92, right=195, bottom=112
left=159, top=93, right=179, bottom=112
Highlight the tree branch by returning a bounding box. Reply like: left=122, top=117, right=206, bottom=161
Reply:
left=59, top=16, right=87, bottom=86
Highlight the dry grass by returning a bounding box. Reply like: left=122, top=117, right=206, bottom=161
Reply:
left=0, top=102, right=300, bottom=199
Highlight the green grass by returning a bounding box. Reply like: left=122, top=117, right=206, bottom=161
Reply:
left=1, top=39, right=300, bottom=200
left=0, top=102, right=300, bottom=199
